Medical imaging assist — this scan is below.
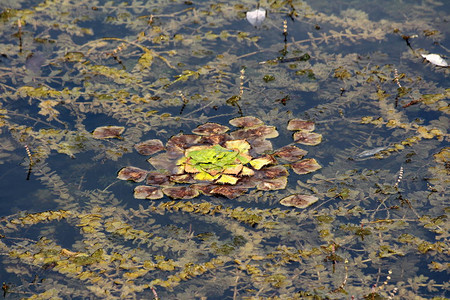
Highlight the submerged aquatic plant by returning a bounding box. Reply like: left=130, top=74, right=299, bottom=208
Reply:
left=118, top=117, right=322, bottom=202
left=0, top=0, right=448, bottom=299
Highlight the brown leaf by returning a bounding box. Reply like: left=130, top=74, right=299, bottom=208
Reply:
left=291, top=158, right=322, bottom=175
left=247, top=138, right=273, bottom=155
left=192, top=122, right=229, bottom=135
left=134, top=139, right=165, bottom=155
left=293, top=131, right=322, bottom=145
left=210, top=185, right=248, bottom=199
left=229, top=116, right=264, bottom=128
left=261, top=165, right=289, bottom=178
left=134, top=185, right=164, bottom=200
left=162, top=186, right=200, bottom=199
left=274, top=145, right=308, bottom=162
left=146, top=172, right=170, bottom=185
left=92, top=126, right=125, bottom=139
left=287, top=119, right=315, bottom=131
left=148, top=153, right=181, bottom=174
left=231, top=125, right=278, bottom=140
left=280, top=194, right=318, bottom=208
left=166, top=134, right=201, bottom=154
left=117, top=166, right=148, bottom=182
left=256, top=177, right=287, bottom=191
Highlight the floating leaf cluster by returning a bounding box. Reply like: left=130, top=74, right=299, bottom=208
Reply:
left=118, top=117, right=322, bottom=202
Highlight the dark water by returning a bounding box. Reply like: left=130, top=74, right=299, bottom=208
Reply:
left=0, top=0, right=448, bottom=299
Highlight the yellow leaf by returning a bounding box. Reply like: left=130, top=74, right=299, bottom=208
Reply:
left=249, top=156, right=273, bottom=170
left=216, top=174, right=239, bottom=184
left=225, top=139, right=251, bottom=153
left=194, top=171, right=218, bottom=181
left=240, top=166, right=255, bottom=176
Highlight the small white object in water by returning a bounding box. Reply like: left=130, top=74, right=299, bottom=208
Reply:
left=420, top=54, right=448, bottom=67
left=246, top=8, right=266, bottom=26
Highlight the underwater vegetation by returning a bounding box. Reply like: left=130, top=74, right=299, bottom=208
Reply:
left=0, top=0, right=448, bottom=299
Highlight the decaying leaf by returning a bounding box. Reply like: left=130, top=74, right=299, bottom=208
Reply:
left=210, top=186, right=248, bottom=199
left=291, top=158, right=322, bottom=175
left=231, top=125, right=279, bottom=140
left=117, top=166, right=148, bottom=182
left=162, top=186, right=200, bottom=199
left=293, top=131, right=322, bottom=145
left=166, top=134, right=201, bottom=153
left=229, top=116, right=264, bottom=128
left=256, top=177, right=287, bottom=191
left=274, top=145, right=308, bottom=162
left=287, top=119, right=315, bottom=131
left=146, top=172, right=170, bottom=185
left=247, top=138, right=273, bottom=154
left=92, top=126, right=125, bottom=139
left=134, top=185, right=164, bottom=199
left=280, top=194, right=319, bottom=209
left=134, top=139, right=165, bottom=156
left=192, top=122, right=229, bottom=135
left=261, top=165, right=289, bottom=178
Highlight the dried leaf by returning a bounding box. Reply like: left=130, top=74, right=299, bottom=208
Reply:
left=117, top=166, right=148, bottom=182
left=280, top=194, right=318, bottom=209
left=229, top=116, right=263, bottom=128
left=287, top=119, right=315, bottom=131
left=210, top=186, right=248, bottom=199
left=291, top=158, right=322, bottom=175
left=134, top=185, right=164, bottom=200
left=162, top=186, right=200, bottom=199
left=274, top=145, right=308, bottom=161
left=92, top=126, right=125, bottom=139
left=293, top=131, right=322, bottom=145
left=134, top=139, right=165, bottom=155
left=256, top=177, right=287, bottom=191
left=192, top=122, right=229, bottom=135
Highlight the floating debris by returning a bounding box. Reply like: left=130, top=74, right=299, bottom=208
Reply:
left=246, top=8, right=266, bottom=27
left=421, top=54, right=448, bottom=67
left=355, top=146, right=387, bottom=159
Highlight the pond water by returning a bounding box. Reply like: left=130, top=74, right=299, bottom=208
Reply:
left=0, top=0, right=448, bottom=299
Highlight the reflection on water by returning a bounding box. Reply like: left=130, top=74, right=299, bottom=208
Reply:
left=0, top=0, right=448, bottom=298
